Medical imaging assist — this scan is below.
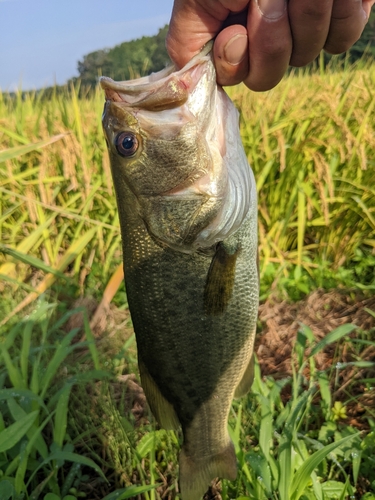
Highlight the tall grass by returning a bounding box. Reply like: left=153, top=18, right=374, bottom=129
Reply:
left=1, top=63, right=375, bottom=312
left=1, top=60, right=375, bottom=499
left=0, top=85, right=121, bottom=324
left=228, top=62, right=375, bottom=297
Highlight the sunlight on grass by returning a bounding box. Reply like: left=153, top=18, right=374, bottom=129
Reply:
left=0, top=59, right=375, bottom=499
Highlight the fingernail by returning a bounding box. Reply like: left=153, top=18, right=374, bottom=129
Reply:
left=256, top=0, right=286, bottom=20
left=224, top=34, right=248, bottom=66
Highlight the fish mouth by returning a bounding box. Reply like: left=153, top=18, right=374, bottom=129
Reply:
left=159, top=170, right=224, bottom=200
left=100, top=41, right=213, bottom=111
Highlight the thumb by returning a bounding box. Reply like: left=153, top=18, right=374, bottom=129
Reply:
left=166, top=0, right=225, bottom=68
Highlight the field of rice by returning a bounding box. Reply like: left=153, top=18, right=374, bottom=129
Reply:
left=0, top=60, right=374, bottom=499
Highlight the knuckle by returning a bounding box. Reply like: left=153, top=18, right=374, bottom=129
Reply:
left=290, top=53, right=316, bottom=67
left=216, top=63, right=248, bottom=87
left=219, top=0, right=248, bottom=12
left=298, top=1, right=331, bottom=22
left=258, top=38, right=291, bottom=59
left=245, top=73, right=283, bottom=92
left=331, top=0, right=363, bottom=20
left=325, top=37, right=359, bottom=54
left=325, top=24, right=364, bottom=54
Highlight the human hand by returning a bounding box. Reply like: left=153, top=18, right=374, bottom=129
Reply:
left=166, top=0, right=374, bottom=91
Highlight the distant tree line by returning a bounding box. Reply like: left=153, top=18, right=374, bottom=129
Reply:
left=8, top=14, right=375, bottom=100
left=69, top=25, right=171, bottom=87
left=70, top=12, right=375, bottom=89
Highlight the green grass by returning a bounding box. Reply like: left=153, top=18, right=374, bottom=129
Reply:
left=228, top=59, right=375, bottom=300
left=0, top=305, right=373, bottom=499
left=0, top=60, right=375, bottom=499
left=224, top=324, right=373, bottom=500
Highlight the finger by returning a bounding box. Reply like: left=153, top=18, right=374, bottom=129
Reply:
left=167, top=0, right=252, bottom=69
left=166, top=0, right=226, bottom=68
left=325, top=0, right=369, bottom=54
left=288, top=0, right=334, bottom=67
left=362, top=0, right=375, bottom=18
left=218, top=0, right=249, bottom=12
left=243, top=0, right=292, bottom=91
left=213, top=25, right=250, bottom=86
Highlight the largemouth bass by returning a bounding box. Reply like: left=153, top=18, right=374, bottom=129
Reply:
left=100, top=42, right=258, bottom=500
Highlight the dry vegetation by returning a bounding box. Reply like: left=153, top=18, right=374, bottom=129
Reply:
left=0, top=61, right=375, bottom=499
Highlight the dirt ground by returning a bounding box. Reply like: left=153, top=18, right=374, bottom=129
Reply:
left=258, top=289, right=375, bottom=372
left=72, top=288, right=375, bottom=429
left=68, top=288, right=375, bottom=499
left=256, top=289, right=375, bottom=430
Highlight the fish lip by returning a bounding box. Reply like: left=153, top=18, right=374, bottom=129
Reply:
left=160, top=172, right=207, bottom=197
left=99, top=66, right=176, bottom=95
left=141, top=169, right=219, bottom=199
left=138, top=188, right=206, bottom=200
left=99, top=40, right=214, bottom=98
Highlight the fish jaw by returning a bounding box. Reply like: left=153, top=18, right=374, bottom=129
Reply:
left=101, top=41, right=217, bottom=197
left=100, top=41, right=213, bottom=110
left=101, top=45, right=227, bottom=252
left=101, top=43, right=253, bottom=253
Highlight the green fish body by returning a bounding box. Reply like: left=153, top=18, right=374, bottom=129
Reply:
left=101, top=43, right=258, bottom=500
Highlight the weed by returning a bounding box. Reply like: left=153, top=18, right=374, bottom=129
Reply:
left=1, top=61, right=375, bottom=499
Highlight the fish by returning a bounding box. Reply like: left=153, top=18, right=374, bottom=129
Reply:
left=100, top=41, right=259, bottom=500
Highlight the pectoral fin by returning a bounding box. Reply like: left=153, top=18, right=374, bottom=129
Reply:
left=204, top=242, right=240, bottom=316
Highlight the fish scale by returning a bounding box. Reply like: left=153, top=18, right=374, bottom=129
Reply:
left=124, top=199, right=257, bottom=421
left=101, top=42, right=259, bottom=500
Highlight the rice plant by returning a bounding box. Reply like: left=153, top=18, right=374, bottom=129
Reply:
left=1, top=60, right=375, bottom=498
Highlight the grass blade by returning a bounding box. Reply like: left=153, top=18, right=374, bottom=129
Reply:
left=0, top=227, right=98, bottom=327
left=7, top=398, right=48, bottom=460
left=310, top=324, right=356, bottom=357
left=53, top=384, right=72, bottom=447
left=101, top=484, right=160, bottom=500
left=39, top=329, right=77, bottom=398
left=0, top=410, right=38, bottom=453
left=28, top=450, right=107, bottom=485
left=0, top=244, right=68, bottom=280
left=0, top=389, right=48, bottom=414
left=83, top=312, right=100, bottom=370
left=290, top=433, right=359, bottom=500
left=0, top=345, right=24, bottom=389
left=0, top=134, right=67, bottom=162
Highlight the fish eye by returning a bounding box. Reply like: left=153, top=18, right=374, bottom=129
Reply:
left=115, top=131, right=139, bottom=157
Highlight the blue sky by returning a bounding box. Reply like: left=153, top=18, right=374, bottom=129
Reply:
left=0, top=0, right=174, bottom=91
